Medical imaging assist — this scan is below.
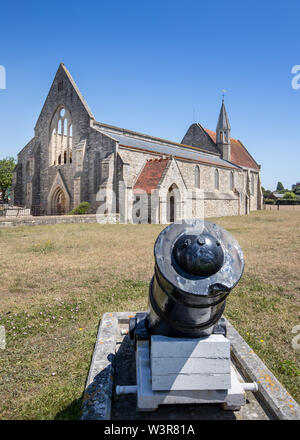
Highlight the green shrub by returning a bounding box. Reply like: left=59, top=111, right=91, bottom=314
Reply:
left=68, top=202, right=91, bottom=215
left=264, top=198, right=275, bottom=205
left=283, top=191, right=297, bottom=200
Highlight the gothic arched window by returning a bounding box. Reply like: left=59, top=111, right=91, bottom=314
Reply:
left=230, top=171, right=234, bottom=191
left=214, top=169, right=219, bottom=190
left=251, top=173, right=255, bottom=195
left=195, top=166, right=200, bottom=188
left=49, top=106, right=73, bottom=166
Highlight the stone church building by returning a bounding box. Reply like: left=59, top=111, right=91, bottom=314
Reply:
left=12, top=63, right=262, bottom=223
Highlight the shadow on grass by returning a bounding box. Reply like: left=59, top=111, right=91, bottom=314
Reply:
left=54, top=394, right=84, bottom=420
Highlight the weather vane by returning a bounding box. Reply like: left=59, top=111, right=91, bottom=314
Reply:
left=222, top=89, right=226, bottom=100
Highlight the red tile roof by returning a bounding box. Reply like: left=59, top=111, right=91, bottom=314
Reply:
left=203, top=128, right=217, bottom=143
left=133, top=158, right=169, bottom=194
left=203, top=128, right=260, bottom=170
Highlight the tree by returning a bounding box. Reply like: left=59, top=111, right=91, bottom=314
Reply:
left=0, top=157, right=16, bottom=203
left=262, top=187, right=272, bottom=199
left=276, top=181, right=284, bottom=192
left=283, top=191, right=297, bottom=199
left=293, top=184, right=300, bottom=196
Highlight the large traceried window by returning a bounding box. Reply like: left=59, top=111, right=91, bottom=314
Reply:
left=195, top=166, right=200, bottom=188
left=214, top=168, right=219, bottom=190
left=49, top=106, right=73, bottom=166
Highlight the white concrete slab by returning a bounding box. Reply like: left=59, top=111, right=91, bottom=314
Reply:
left=151, top=334, right=231, bottom=391
left=151, top=356, right=230, bottom=375
left=151, top=334, right=230, bottom=358
left=152, top=372, right=231, bottom=391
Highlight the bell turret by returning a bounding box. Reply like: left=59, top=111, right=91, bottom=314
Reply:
left=216, top=99, right=231, bottom=161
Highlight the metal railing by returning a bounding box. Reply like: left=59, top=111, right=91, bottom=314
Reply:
left=0, top=205, right=31, bottom=217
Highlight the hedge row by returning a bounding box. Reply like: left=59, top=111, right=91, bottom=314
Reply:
left=275, top=199, right=300, bottom=205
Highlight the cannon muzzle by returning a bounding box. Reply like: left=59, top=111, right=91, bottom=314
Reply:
left=130, top=219, right=244, bottom=341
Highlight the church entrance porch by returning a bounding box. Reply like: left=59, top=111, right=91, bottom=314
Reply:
left=167, top=184, right=180, bottom=223
left=50, top=187, right=68, bottom=215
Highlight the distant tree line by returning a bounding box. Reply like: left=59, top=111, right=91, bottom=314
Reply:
left=262, top=181, right=300, bottom=205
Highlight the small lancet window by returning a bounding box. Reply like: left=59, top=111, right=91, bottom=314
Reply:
left=195, top=166, right=200, bottom=188
left=230, top=171, right=234, bottom=191
left=251, top=174, right=255, bottom=195
left=214, top=169, right=219, bottom=190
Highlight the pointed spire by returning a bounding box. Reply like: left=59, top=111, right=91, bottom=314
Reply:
left=216, top=99, right=231, bottom=131
left=216, top=95, right=231, bottom=161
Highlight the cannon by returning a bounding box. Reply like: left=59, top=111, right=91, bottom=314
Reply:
left=129, top=219, right=244, bottom=342
left=118, top=219, right=257, bottom=411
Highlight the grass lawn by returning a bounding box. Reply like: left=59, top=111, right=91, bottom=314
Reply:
left=0, top=210, right=299, bottom=419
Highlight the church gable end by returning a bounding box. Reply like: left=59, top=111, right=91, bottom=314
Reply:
left=134, top=158, right=169, bottom=194
left=181, top=124, right=220, bottom=155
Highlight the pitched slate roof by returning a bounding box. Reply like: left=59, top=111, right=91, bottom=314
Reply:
left=133, top=158, right=169, bottom=194
left=203, top=128, right=260, bottom=170
left=94, top=123, right=238, bottom=170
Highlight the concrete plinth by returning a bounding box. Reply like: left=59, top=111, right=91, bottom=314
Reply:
left=136, top=340, right=245, bottom=412
left=81, top=312, right=300, bottom=420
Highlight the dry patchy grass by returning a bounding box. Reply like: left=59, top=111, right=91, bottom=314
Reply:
left=0, top=210, right=299, bottom=419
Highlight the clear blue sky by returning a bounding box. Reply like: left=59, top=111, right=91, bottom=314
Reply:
left=0, top=0, right=299, bottom=190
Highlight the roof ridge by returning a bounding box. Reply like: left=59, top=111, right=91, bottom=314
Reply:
left=197, top=124, right=220, bottom=151
left=148, top=157, right=168, bottom=162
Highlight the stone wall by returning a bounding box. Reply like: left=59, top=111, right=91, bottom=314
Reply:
left=0, top=214, right=120, bottom=228
left=117, top=147, right=261, bottom=220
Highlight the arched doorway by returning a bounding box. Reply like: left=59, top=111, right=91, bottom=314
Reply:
left=167, top=184, right=180, bottom=223
left=51, top=187, right=67, bottom=215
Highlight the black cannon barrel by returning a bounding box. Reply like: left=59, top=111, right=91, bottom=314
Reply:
left=146, top=219, right=244, bottom=338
